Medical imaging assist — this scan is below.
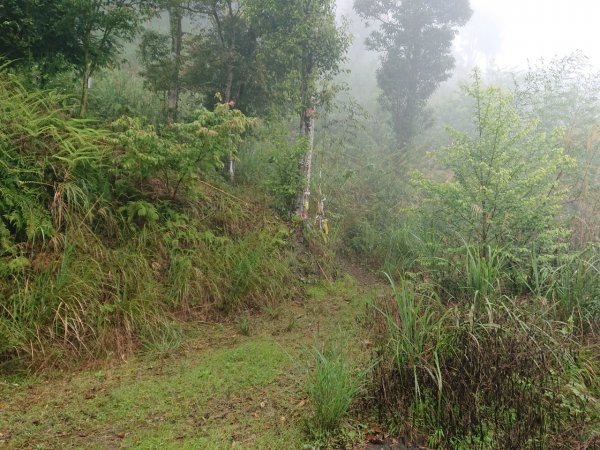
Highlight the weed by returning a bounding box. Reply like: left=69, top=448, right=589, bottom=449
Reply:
left=464, top=246, right=505, bottom=300
left=140, top=320, right=183, bottom=355
left=306, top=345, right=362, bottom=440
left=284, top=314, right=297, bottom=333
left=552, top=252, right=600, bottom=331
left=264, top=304, right=283, bottom=320
left=371, top=274, right=444, bottom=408
left=371, top=289, right=600, bottom=449
left=238, top=311, right=251, bottom=336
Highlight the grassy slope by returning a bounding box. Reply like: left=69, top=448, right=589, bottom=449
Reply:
left=1, top=275, right=379, bottom=449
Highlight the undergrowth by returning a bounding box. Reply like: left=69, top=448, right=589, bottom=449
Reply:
left=0, top=72, right=301, bottom=370
left=369, top=264, right=600, bottom=449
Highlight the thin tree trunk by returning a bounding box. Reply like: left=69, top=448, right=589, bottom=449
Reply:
left=80, top=60, right=92, bottom=117
left=228, top=152, right=235, bottom=181
left=225, top=63, right=234, bottom=102
left=297, top=107, right=315, bottom=219
left=166, top=4, right=183, bottom=124
left=224, top=63, right=236, bottom=181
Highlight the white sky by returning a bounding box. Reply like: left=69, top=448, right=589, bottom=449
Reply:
left=338, top=0, right=600, bottom=69
left=458, top=0, right=600, bottom=69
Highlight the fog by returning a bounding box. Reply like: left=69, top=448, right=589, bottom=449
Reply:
left=338, top=0, right=600, bottom=70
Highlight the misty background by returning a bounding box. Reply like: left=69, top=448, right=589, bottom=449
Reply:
left=331, top=0, right=600, bottom=156
left=337, top=0, right=600, bottom=70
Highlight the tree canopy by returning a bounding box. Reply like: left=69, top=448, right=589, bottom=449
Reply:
left=354, top=0, right=472, bottom=148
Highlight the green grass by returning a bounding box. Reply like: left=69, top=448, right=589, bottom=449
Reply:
left=306, top=346, right=362, bottom=439
left=1, top=337, right=297, bottom=449
left=0, top=273, right=377, bottom=450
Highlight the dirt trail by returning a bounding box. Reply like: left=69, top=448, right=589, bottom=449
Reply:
left=0, top=273, right=382, bottom=449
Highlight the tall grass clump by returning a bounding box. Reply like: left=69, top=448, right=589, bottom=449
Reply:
left=370, top=277, right=600, bottom=449
left=369, top=276, right=445, bottom=432
left=464, top=246, right=506, bottom=300
left=511, top=247, right=600, bottom=333
left=346, top=220, right=421, bottom=276
left=542, top=250, right=600, bottom=333
left=375, top=275, right=442, bottom=393
left=306, top=346, right=362, bottom=440
left=553, top=253, right=600, bottom=330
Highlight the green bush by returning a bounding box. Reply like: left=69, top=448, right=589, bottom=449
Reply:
left=109, top=104, right=255, bottom=201
left=414, top=73, right=575, bottom=264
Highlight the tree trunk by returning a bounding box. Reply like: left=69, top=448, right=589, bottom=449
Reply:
left=225, top=63, right=234, bottom=102
left=297, top=107, right=315, bottom=219
left=79, top=60, right=92, bottom=117
left=228, top=152, right=235, bottom=181
left=166, top=4, right=183, bottom=124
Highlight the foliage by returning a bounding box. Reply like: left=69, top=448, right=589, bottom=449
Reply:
left=370, top=279, right=600, bottom=449
left=519, top=247, right=600, bottom=332
left=515, top=52, right=600, bottom=136
left=185, top=0, right=257, bottom=107
left=0, top=72, right=107, bottom=255
left=0, top=0, right=79, bottom=83
left=237, top=122, right=306, bottom=216
left=73, top=0, right=157, bottom=115
left=0, top=73, right=296, bottom=368
left=414, top=74, right=575, bottom=262
left=138, top=29, right=175, bottom=97
left=246, top=0, right=350, bottom=117
left=306, top=346, right=362, bottom=439
left=110, top=102, right=255, bottom=199
left=138, top=0, right=349, bottom=120
left=2, top=3, right=600, bottom=448
left=1, top=0, right=155, bottom=113
left=314, top=95, right=424, bottom=272
left=87, top=67, right=165, bottom=122
left=138, top=0, right=190, bottom=122
left=354, top=0, right=473, bottom=147
left=514, top=53, right=600, bottom=246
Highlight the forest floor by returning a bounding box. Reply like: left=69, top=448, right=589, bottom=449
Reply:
left=0, top=274, right=388, bottom=449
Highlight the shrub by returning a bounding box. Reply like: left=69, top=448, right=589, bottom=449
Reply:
left=109, top=104, right=255, bottom=202
left=414, top=72, right=575, bottom=263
